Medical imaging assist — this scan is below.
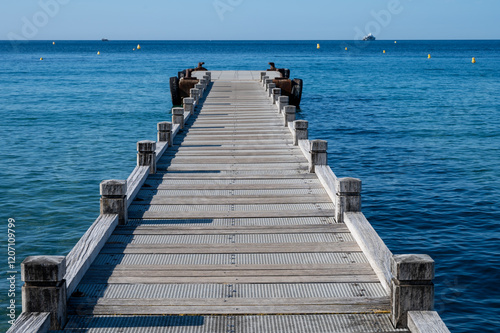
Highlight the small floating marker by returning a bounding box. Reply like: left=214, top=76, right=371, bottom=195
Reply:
left=428, top=54, right=431, bottom=59
left=317, top=43, right=320, bottom=49
left=137, top=44, right=141, bottom=50
left=394, top=41, right=397, bottom=44
left=472, top=57, right=476, bottom=64
left=97, top=51, right=100, bottom=55
left=133, top=48, right=136, bottom=51
left=345, top=47, right=348, bottom=51
left=40, top=57, right=43, bottom=61
left=383, top=50, right=386, bottom=54
left=52, top=42, right=55, bottom=45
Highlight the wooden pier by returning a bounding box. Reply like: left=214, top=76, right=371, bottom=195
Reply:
left=10, top=70, right=450, bottom=333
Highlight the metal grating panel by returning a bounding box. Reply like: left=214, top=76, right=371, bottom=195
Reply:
left=93, top=252, right=368, bottom=267
left=56, top=314, right=409, bottom=333
left=146, top=188, right=328, bottom=196
left=131, top=203, right=335, bottom=213
left=127, top=217, right=337, bottom=226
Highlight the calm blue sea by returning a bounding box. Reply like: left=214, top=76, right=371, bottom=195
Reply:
left=1, top=40, right=499, bottom=332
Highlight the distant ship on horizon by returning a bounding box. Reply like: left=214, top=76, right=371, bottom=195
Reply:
left=362, top=33, right=376, bottom=41
left=101, top=38, right=109, bottom=42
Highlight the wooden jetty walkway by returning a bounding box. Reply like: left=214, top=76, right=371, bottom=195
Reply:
left=10, top=70, right=450, bottom=333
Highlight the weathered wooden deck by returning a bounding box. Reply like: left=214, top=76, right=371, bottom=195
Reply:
left=11, top=71, right=449, bottom=333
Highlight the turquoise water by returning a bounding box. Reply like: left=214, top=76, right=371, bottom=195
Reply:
left=1, top=40, right=499, bottom=332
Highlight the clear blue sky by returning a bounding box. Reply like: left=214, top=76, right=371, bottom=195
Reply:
left=1, top=0, right=499, bottom=40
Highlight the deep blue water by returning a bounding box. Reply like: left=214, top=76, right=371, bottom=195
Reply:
left=1, top=40, right=499, bottom=332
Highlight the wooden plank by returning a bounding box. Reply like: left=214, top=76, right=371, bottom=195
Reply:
left=114, top=224, right=350, bottom=235
left=151, top=173, right=315, bottom=179
left=69, top=300, right=390, bottom=316
left=131, top=209, right=336, bottom=219
left=344, top=212, right=393, bottom=295
left=315, top=165, right=339, bottom=211
left=142, top=182, right=324, bottom=191
left=154, top=141, right=168, bottom=162
left=132, top=196, right=331, bottom=205
left=6, top=312, right=51, bottom=333
left=88, top=263, right=372, bottom=272
left=80, top=274, right=380, bottom=284
left=126, top=166, right=150, bottom=208
left=100, top=242, right=361, bottom=254
left=65, top=214, right=119, bottom=298
left=407, top=311, right=451, bottom=333
left=299, top=139, right=312, bottom=163
left=161, top=163, right=308, bottom=172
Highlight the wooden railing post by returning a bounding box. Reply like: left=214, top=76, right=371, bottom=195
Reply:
left=262, top=76, right=269, bottom=87
left=391, top=254, right=435, bottom=328
left=137, top=140, right=157, bottom=174
left=335, top=177, right=361, bottom=222
left=293, top=120, right=308, bottom=145
left=100, top=180, right=127, bottom=225
left=190, top=88, right=199, bottom=103
left=172, top=107, right=185, bottom=130
left=183, top=98, right=195, bottom=115
left=278, top=96, right=289, bottom=114
left=283, top=105, right=296, bottom=126
left=195, top=83, right=204, bottom=96
left=157, top=121, right=172, bottom=146
left=21, top=256, right=67, bottom=330
left=267, top=83, right=276, bottom=95
left=260, top=72, right=266, bottom=82
left=203, top=75, right=210, bottom=85
left=272, top=88, right=281, bottom=104
left=205, top=72, right=211, bottom=81
left=309, top=140, right=327, bottom=173
left=264, top=78, right=272, bottom=89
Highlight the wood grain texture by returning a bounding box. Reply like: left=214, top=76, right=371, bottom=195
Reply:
left=65, top=214, right=119, bottom=298
left=344, top=212, right=393, bottom=295
left=407, top=311, right=450, bottom=333
left=6, top=312, right=50, bottom=333
left=126, top=166, right=150, bottom=208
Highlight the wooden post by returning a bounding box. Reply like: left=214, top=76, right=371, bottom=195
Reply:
left=205, top=72, right=211, bottom=81
left=262, top=76, right=269, bottom=87
left=272, top=88, right=281, bottom=104
left=267, top=83, right=276, bottom=95
left=21, top=256, right=67, bottom=330
left=137, top=140, right=157, bottom=174
left=264, top=78, right=272, bottom=89
left=203, top=75, right=210, bottom=85
left=309, top=140, right=327, bottom=173
left=293, top=120, right=308, bottom=145
left=190, top=88, right=199, bottom=103
left=391, top=254, right=435, bottom=328
left=199, top=78, right=207, bottom=88
left=172, top=107, right=185, bottom=130
left=335, top=177, right=361, bottom=222
left=283, top=105, right=296, bottom=127
left=183, top=98, right=195, bottom=115
left=157, top=122, right=172, bottom=146
left=195, top=83, right=204, bottom=96
left=100, top=179, right=127, bottom=225
left=260, top=72, right=266, bottom=82
left=278, top=96, right=289, bottom=114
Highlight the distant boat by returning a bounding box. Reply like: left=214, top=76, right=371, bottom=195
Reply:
left=362, top=33, right=376, bottom=41
left=101, top=38, right=109, bottom=42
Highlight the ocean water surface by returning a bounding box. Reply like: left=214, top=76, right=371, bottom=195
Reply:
left=1, top=40, right=499, bottom=332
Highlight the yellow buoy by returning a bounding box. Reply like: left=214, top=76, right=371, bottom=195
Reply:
left=137, top=44, right=141, bottom=50
left=52, top=42, right=55, bottom=45
left=472, top=57, right=476, bottom=64
left=394, top=41, right=397, bottom=44
left=40, top=57, right=43, bottom=61
left=97, top=51, right=100, bottom=55
left=428, top=54, right=431, bottom=59
left=345, top=47, right=348, bottom=51
left=317, top=44, right=320, bottom=49
left=383, top=50, right=386, bottom=54
left=133, top=48, right=136, bottom=51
